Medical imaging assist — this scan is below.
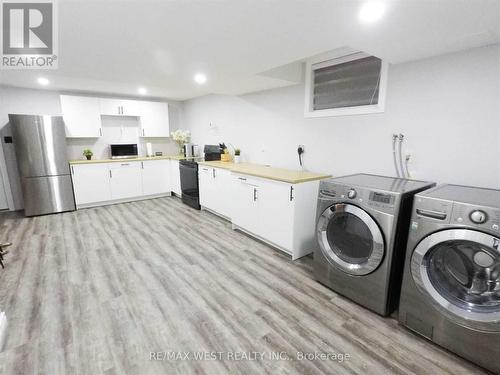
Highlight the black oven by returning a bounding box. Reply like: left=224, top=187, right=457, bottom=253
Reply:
left=179, top=160, right=200, bottom=209
left=110, top=144, right=138, bottom=159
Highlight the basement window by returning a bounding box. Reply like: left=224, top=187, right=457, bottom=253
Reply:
left=304, top=51, right=388, bottom=117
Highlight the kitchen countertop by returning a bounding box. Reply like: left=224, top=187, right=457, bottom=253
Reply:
left=70, top=157, right=330, bottom=183
left=198, top=160, right=331, bottom=184
left=69, top=155, right=201, bottom=164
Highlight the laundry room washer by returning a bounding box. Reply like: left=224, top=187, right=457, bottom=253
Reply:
left=315, top=174, right=435, bottom=316
left=398, top=184, right=500, bottom=374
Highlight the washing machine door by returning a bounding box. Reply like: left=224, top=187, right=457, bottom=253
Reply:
left=412, top=229, right=500, bottom=332
left=316, top=203, right=385, bottom=276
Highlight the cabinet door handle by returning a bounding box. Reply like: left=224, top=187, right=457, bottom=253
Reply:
left=202, top=168, right=209, bottom=171
left=238, top=177, right=247, bottom=181
left=253, top=188, right=257, bottom=201
left=121, top=163, right=130, bottom=166
left=141, top=161, right=144, bottom=169
left=99, top=128, right=102, bottom=136
left=212, top=169, right=215, bottom=178
left=142, top=128, right=145, bottom=137
left=109, top=170, right=112, bottom=178
left=290, top=186, right=294, bottom=201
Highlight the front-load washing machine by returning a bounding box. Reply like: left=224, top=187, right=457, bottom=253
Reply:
left=315, top=174, right=435, bottom=316
left=398, top=184, right=500, bottom=374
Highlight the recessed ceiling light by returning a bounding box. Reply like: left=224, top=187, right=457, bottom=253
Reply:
left=138, top=87, right=148, bottom=95
left=37, top=77, right=49, bottom=86
left=194, top=73, right=207, bottom=85
left=359, top=2, right=385, bottom=23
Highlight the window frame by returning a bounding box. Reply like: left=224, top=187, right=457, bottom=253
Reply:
left=304, top=51, right=389, bottom=118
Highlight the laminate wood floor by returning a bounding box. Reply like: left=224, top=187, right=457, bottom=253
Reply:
left=0, top=197, right=487, bottom=374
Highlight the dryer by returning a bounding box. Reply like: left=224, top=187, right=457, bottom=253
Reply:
left=398, top=184, right=500, bottom=374
left=315, top=174, right=435, bottom=316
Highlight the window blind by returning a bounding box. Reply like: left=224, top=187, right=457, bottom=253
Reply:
left=312, top=56, right=382, bottom=111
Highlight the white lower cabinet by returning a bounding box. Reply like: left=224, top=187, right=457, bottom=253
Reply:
left=170, top=160, right=181, bottom=196
left=232, top=175, right=260, bottom=234
left=213, top=168, right=233, bottom=218
left=231, top=173, right=319, bottom=260
left=71, top=159, right=173, bottom=208
left=71, top=163, right=112, bottom=205
left=109, top=162, right=143, bottom=200
left=141, top=160, right=170, bottom=196
left=258, top=179, right=295, bottom=251
left=199, top=166, right=233, bottom=218
left=199, top=166, right=216, bottom=208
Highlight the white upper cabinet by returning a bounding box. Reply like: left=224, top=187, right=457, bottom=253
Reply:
left=100, top=98, right=141, bottom=116
left=138, top=101, right=169, bottom=137
left=121, top=99, right=141, bottom=116
left=62, top=95, right=169, bottom=138
left=60, top=95, right=102, bottom=138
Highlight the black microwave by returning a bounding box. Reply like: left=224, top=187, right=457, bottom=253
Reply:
left=110, top=144, right=138, bottom=159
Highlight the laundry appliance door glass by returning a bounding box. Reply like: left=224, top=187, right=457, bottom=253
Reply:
left=317, top=203, right=385, bottom=276
left=412, top=229, right=500, bottom=331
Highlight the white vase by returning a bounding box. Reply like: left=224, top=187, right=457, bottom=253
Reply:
left=234, top=155, right=241, bottom=163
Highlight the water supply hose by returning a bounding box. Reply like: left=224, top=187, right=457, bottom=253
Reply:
left=392, top=134, right=401, bottom=178
left=398, top=134, right=406, bottom=178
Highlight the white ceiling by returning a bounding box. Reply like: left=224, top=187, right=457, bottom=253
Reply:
left=1, top=0, right=499, bottom=100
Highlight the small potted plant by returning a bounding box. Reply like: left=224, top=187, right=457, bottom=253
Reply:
left=83, top=149, right=93, bottom=160
left=234, top=148, right=241, bottom=163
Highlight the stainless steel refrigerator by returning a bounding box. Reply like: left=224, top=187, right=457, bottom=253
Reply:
left=8, top=114, right=76, bottom=216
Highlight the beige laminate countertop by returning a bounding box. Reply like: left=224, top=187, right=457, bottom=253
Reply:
left=69, top=155, right=202, bottom=165
left=198, top=161, right=330, bottom=184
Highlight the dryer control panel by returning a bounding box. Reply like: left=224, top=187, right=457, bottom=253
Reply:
left=318, top=181, right=397, bottom=214
left=451, top=203, right=500, bottom=233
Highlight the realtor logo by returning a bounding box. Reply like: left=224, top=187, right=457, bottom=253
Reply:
left=1, top=0, right=58, bottom=69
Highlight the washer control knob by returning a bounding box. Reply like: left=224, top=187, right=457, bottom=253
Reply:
left=470, top=210, right=487, bottom=224
left=347, top=189, right=357, bottom=199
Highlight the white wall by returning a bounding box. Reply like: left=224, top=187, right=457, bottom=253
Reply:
left=183, top=44, right=500, bottom=189
left=0, top=86, right=182, bottom=209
